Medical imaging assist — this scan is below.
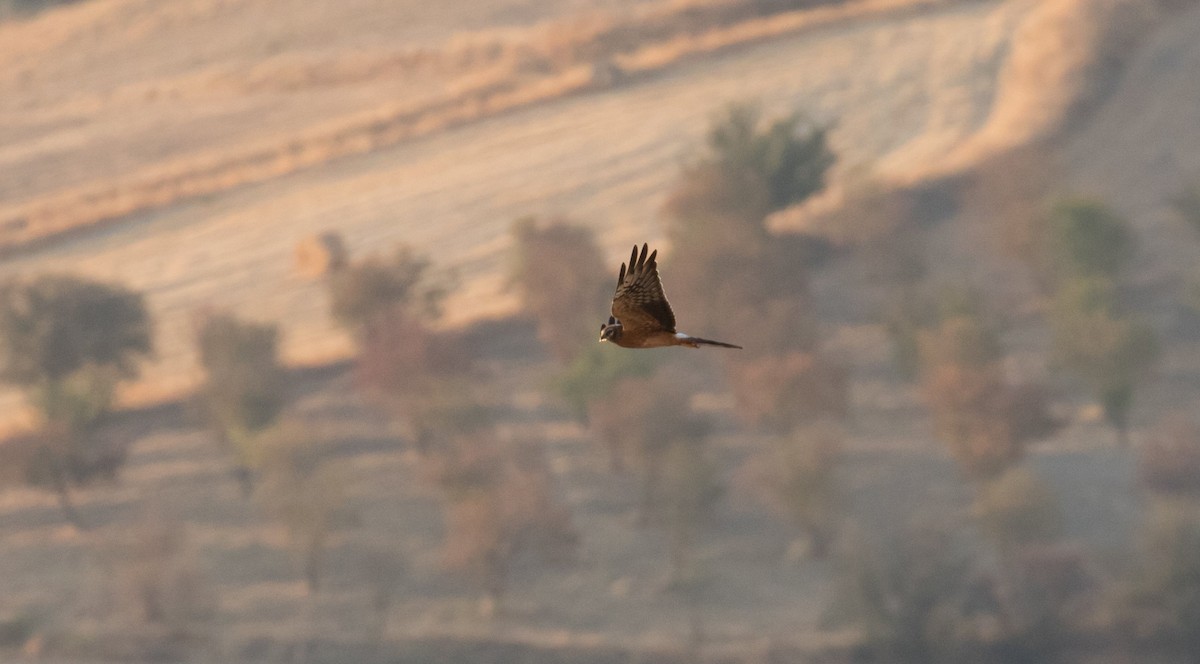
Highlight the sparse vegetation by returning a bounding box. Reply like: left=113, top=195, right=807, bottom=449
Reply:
left=740, top=421, right=843, bottom=559
left=918, top=298, right=1058, bottom=480
left=354, top=308, right=478, bottom=454
left=432, top=421, right=577, bottom=614
left=1126, top=501, right=1200, bottom=658
left=0, top=274, right=151, bottom=526
left=257, top=424, right=357, bottom=594
left=552, top=343, right=659, bottom=426
left=587, top=372, right=710, bottom=523
left=5, top=19, right=1200, bottom=657
left=510, top=217, right=611, bottom=363
left=1140, top=415, right=1200, bottom=496
left=193, top=310, right=287, bottom=494
left=1050, top=276, right=1158, bottom=444
left=1043, top=199, right=1136, bottom=284
left=108, top=515, right=217, bottom=637
left=328, top=245, right=448, bottom=337
left=833, top=522, right=990, bottom=664
left=973, top=466, right=1064, bottom=553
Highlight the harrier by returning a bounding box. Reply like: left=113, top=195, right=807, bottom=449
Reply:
left=599, top=244, right=742, bottom=349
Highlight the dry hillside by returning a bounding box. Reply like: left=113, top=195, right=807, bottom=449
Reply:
left=0, top=0, right=1033, bottom=408
left=1, top=0, right=1200, bottom=662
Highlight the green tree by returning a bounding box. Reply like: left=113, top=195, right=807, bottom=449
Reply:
left=0, top=275, right=151, bottom=389
left=193, top=310, right=287, bottom=494
left=1042, top=199, right=1136, bottom=285
left=552, top=343, right=658, bottom=426
left=1050, top=277, right=1158, bottom=445
left=509, top=218, right=611, bottom=363
left=704, top=102, right=834, bottom=214
left=661, top=102, right=833, bottom=365
left=0, top=274, right=152, bottom=527
left=327, top=245, right=447, bottom=337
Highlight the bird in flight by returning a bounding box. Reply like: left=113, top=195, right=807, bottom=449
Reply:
left=599, top=244, right=742, bottom=349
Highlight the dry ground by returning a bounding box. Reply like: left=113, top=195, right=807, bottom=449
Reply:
left=0, top=0, right=1029, bottom=410
left=4, top=0, right=1200, bottom=661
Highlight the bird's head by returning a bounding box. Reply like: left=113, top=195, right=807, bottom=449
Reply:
left=599, top=316, right=622, bottom=343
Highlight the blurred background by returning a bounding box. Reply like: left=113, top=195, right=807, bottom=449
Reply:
left=1, top=0, right=1199, bottom=661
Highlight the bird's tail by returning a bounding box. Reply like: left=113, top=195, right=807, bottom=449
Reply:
left=682, top=335, right=742, bottom=349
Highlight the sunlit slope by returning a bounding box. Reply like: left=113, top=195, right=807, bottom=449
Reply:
left=0, top=0, right=1027, bottom=400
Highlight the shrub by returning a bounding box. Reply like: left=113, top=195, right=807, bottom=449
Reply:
left=109, top=515, right=217, bottom=634
left=360, top=545, right=408, bottom=642
left=586, top=372, right=710, bottom=520
left=661, top=438, right=722, bottom=583
left=882, top=286, right=937, bottom=380
left=973, top=467, right=1064, bottom=553
left=256, top=425, right=356, bottom=594
left=1043, top=199, right=1136, bottom=284
left=703, top=102, right=834, bottom=214
left=992, top=541, right=1094, bottom=658
left=327, top=245, right=447, bottom=336
left=917, top=303, right=1061, bottom=480
left=0, top=425, right=123, bottom=528
left=509, top=218, right=611, bottom=363
left=739, top=421, right=843, bottom=559
left=1126, top=501, right=1200, bottom=657
left=433, top=426, right=577, bottom=614
left=354, top=308, right=478, bottom=454
left=664, top=246, right=818, bottom=357
left=724, top=351, right=847, bottom=433
left=0, top=274, right=151, bottom=389
left=552, top=342, right=658, bottom=425
left=0, top=274, right=150, bottom=526
left=833, top=522, right=992, bottom=663
left=1050, top=276, right=1159, bottom=444
left=1139, top=415, right=1200, bottom=497
left=193, top=311, right=287, bottom=491
left=663, top=162, right=772, bottom=249
left=919, top=313, right=1013, bottom=479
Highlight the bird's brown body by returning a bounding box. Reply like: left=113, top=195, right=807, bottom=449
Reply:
left=599, top=244, right=741, bottom=350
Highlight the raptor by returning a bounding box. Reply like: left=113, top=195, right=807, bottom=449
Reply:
left=599, top=244, right=742, bottom=349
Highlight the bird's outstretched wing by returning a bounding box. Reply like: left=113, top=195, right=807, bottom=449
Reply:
left=611, top=243, right=676, bottom=334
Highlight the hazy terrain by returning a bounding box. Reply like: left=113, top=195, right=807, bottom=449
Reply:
left=0, top=0, right=1029, bottom=405
left=3, top=0, right=1200, bottom=662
